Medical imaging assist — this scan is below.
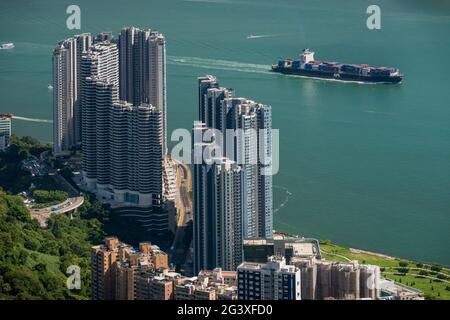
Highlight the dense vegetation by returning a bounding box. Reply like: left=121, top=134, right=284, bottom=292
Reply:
left=0, top=189, right=105, bottom=299
left=0, top=136, right=169, bottom=300
left=32, top=190, right=68, bottom=204
left=0, top=137, right=105, bottom=299
left=31, top=189, right=68, bottom=208
left=0, top=136, right=48, bottom=194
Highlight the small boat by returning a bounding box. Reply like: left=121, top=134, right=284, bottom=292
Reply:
left=47, top=84, right=53, bottom=90
left=0, top=43, right=15, bottom=50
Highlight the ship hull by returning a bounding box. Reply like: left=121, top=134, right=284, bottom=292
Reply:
left=271, top=67, right=402, bottom=84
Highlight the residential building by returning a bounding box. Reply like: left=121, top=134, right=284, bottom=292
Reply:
left=118, top=27, right=167, bottom=153
left=135, top=273, right=174, bottom=300
left=196, top=75, right=273, bottom=240
left=84, top=100, right=163, bottom=208
left=75, top=33, right=173, bottom=236
left=243, top=236, right=321, bottom=264
left=91, top=237, right=122, bottom=300
left=193, top=76, right=274, bottom=274
left=0, top=114, right=12, bottom=151
left=174, top=268, right=237, bottom=300
left=174, top=282, right=195, bottom=300
left=290, top=259, right=381, bottom=300
left=80, top=39, right=120, bottom=190
left=91, top=237, right=169, bottom=300
left=91, top=237, right=241, bottom=301
left=289, top=257, right=317, bottom=300
left=52, top=33, right=92, bottom=155
left=360, top=264, right=381, bottom=299
left=237, top=256, right=301, bottom=300
left=192, top=132, right=244, bottom=273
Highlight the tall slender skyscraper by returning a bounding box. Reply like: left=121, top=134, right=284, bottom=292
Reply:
left=53, top=29, right=172, bottom=238
left=118, top=27, right=136, bottom=104
left=198, top=75, right=220, bottom=125
left=74, top=34, right=93, bottom=143
left=227, top=99, right=273, bottom=238
left=80, top=40, right=163, bottom=207
left=52, top=33, right=92, bottom=155
left=80, top=41, right=119, bottom=190
left=78, top=34, right=170, bottom=236
left=193, top=122, right=244, bottom=273
left=196, top=75, right=273, bottom=240
left=119, top=27, right=167, bottom=153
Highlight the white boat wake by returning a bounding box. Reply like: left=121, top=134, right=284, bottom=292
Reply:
left=167, top=55, right=272, bottom=75
left=13, top=116, right=53, bottom=123
left=273, top=185, right=293, bottom=214
left=246, top=34, right=279, bottom=39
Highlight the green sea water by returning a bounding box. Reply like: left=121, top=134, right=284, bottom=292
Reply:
left=0, top=0, right=449, bottom=265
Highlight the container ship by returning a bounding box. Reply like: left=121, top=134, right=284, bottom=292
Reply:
left=271, top=49, right=402, bottom=84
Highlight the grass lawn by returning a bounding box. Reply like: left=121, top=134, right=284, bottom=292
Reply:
left=320, top=242, right=450, bottom=300
left=383, top=273, right=450, bottom=300
left=320, top=243, right=399, bottom=267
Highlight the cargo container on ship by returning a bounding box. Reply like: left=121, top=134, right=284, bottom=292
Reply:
left=271, top=49, right=403, bottom=84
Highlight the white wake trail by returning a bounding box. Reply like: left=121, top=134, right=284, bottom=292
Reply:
left=167, top=55, right=272, bottom=75
left=246, top=34, right=280, bottom=39
left=13, top=116, right=53, bottom=123
left=273, top=185, right=293, bottom=214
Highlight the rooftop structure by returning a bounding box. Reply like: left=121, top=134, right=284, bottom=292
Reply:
left=243, top=236, right=321, bottom=264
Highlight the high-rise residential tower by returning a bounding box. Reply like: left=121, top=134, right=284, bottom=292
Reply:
left=81, top=84, right=164, bottom=208
left=53, top=29, right=173, bottom=238
left=91, top=237, right=121, bottom=300
left=228, top=99, right=273, bottom=238
left=192, top=122, right=244, bottom=273
left=80, top=38, right=164, bottom=206
left=196, top=75, right=273, bottom=239
left=119, top=27, right=167, bottom=153
left=52, top=33, right=92, bottom=156
left=77, top=36, right=171, bottom=236
left=80, top=40, right=120, bottom=190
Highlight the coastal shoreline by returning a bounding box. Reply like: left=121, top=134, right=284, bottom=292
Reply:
left=348, top=248, right=397, bottom=261
left=275, top=230, right=448, bottom=267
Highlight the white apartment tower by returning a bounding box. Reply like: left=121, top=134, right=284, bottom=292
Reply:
left=54, top=29, right=171, bottom=237
left=119, top=27, right=167, bottom=154
left=81, top=41, right=119, bottom=190
left=80, top=40, right=163, bottom=207
left=52, top=33, right=92, bottom=155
